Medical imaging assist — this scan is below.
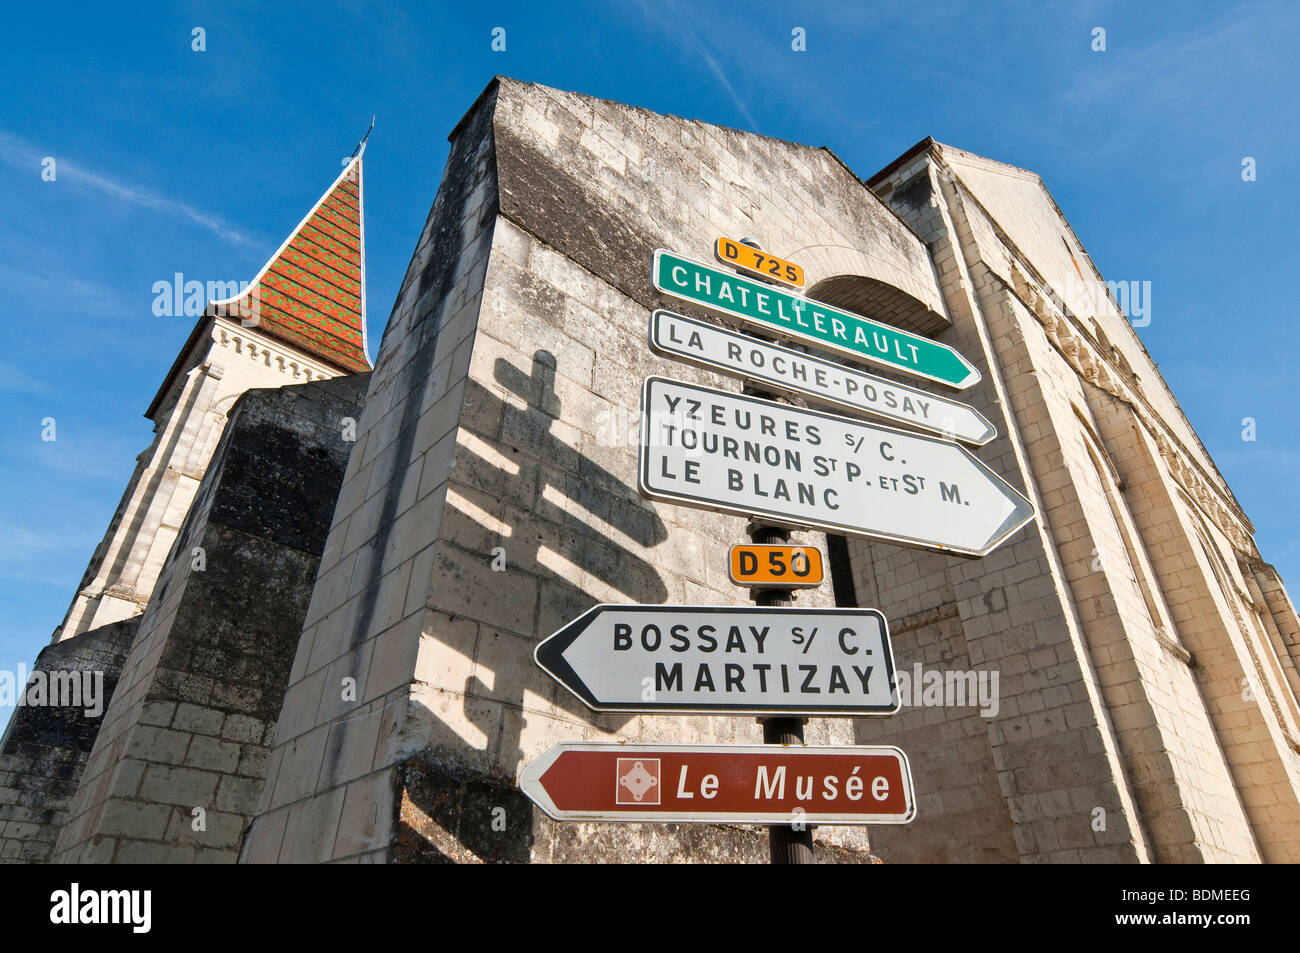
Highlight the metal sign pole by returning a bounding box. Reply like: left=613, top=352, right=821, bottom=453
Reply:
left=750, top=521, right=815, bottom=864
left=735, top=237, right=814, bottom=864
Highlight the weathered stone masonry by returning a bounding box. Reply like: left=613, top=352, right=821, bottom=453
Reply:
left=55, top=153, right=369, bottom=644
left=0, top=153, right=374, bottom=865
left=239, top=80, right=1299, bottom=864
left=7, top=76, right=1298, bottom=864
left=853, top=144, right=1300, bottom=863
left=51, top=374, right=366, bottom=863
left=0, top=618, right=137, bottom=863
left=237, top=77, right=972, bottom=863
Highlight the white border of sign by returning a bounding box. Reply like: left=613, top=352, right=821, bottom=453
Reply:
left=649, top=309, right=997, bottom=446
left=534, top=603, right=900, bottom=717
left=637, top=376, right=1036, bottom=558
left=519, top=742, right=918, bottom=825
left=652, top=247, right=981, bottom=390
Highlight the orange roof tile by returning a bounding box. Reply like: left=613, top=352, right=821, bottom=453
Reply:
left=209, top=156, right=371, bottom=374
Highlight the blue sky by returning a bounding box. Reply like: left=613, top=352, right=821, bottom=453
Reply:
left=0, top=0, right=1296, bottom=692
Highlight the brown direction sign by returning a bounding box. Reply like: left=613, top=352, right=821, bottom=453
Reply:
left=519, top=743, right=916, bottom=825
left=729, top=544, right=824, bottom=589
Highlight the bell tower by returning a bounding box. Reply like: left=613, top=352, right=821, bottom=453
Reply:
left=55, top=152, right=372, bottom=641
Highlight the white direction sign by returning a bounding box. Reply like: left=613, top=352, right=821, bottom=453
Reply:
left=639, top=376, right=1035, bottom=557
left=649, top=309, right=997, bottom=446
left=535, top=604, right=898, bottom=716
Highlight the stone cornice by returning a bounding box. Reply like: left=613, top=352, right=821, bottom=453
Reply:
left=1002, top=261, right=1257, bottom=558
left=211, top=317, right=339, bottom=384
left=929, top=167, right=1256, bottom=556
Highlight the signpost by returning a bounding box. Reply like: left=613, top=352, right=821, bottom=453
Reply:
left=639, top=376, right=1034, bottom=557
left=729, top=544, right=824, bottom=589
left=534, top=604, right=897, bottom=716
left=650, top=309, right=997, bottom=446
left=714, top=236, right=805, bottom=288
left=519, top=743, right=916, bottom=825
left=652, top=249, right=981, bottom=389
left=520, top=240, right=1008, bottom=859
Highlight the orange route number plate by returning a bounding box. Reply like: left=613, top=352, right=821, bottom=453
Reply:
left=715, top=237, right=805, bottom=289
left=729, top=545, right=824, bottom=588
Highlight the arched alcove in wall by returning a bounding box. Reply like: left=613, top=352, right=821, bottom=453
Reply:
left=807, top=274, right=948, bottom=337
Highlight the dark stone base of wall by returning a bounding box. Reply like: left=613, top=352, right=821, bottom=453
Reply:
left=0, top=618, right=139, bottom=863
left=50, top=374, right=369, bottom=863
left=392, top=754, right=878, bottom=864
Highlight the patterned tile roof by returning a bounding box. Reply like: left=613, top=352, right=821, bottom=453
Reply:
left=210, top=156, right=371, bottom=373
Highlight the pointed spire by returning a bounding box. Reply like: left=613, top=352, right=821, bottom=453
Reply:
left=352, top=116, right=375, bottom=161
left=209, top=150, right=372, bottom=374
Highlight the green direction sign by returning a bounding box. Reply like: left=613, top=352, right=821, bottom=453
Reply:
left=652, top=249, right=981, bottom=390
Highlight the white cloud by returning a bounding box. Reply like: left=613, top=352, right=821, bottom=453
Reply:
left=0, top=129, right=264, bottom=250
left=629, top=0, right=760, bottom=130
left=1063, top=2, right=1300, bottom=108
left=0, top=361, right=52, bottom=395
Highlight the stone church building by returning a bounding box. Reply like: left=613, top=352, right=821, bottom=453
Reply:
left=1, top=77, right=1297, bottom=863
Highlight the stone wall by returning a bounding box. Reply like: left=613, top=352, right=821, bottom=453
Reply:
left=239, top=85, right=504, bottom=863
left=0, top=618, right=138, bottom=862
left=238, top=77, right=972, bottom=863
left=6, top=76, right=1292, bottom=866
left=50, top=373, right=366, bottom=862
left=857, top=143, right=1300, bottom=862
left=57, top=317, right=350, bottom=642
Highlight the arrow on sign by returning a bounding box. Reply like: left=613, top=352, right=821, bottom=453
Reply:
left=519, top=743, right=916, bottom=825
left=535, top=604, right=898, bottom=716
left=652, top=249, right=981, bottom=389
left=650, top=309, right=997, bottom=445
left=639, top=376, right=1035, bottom=557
